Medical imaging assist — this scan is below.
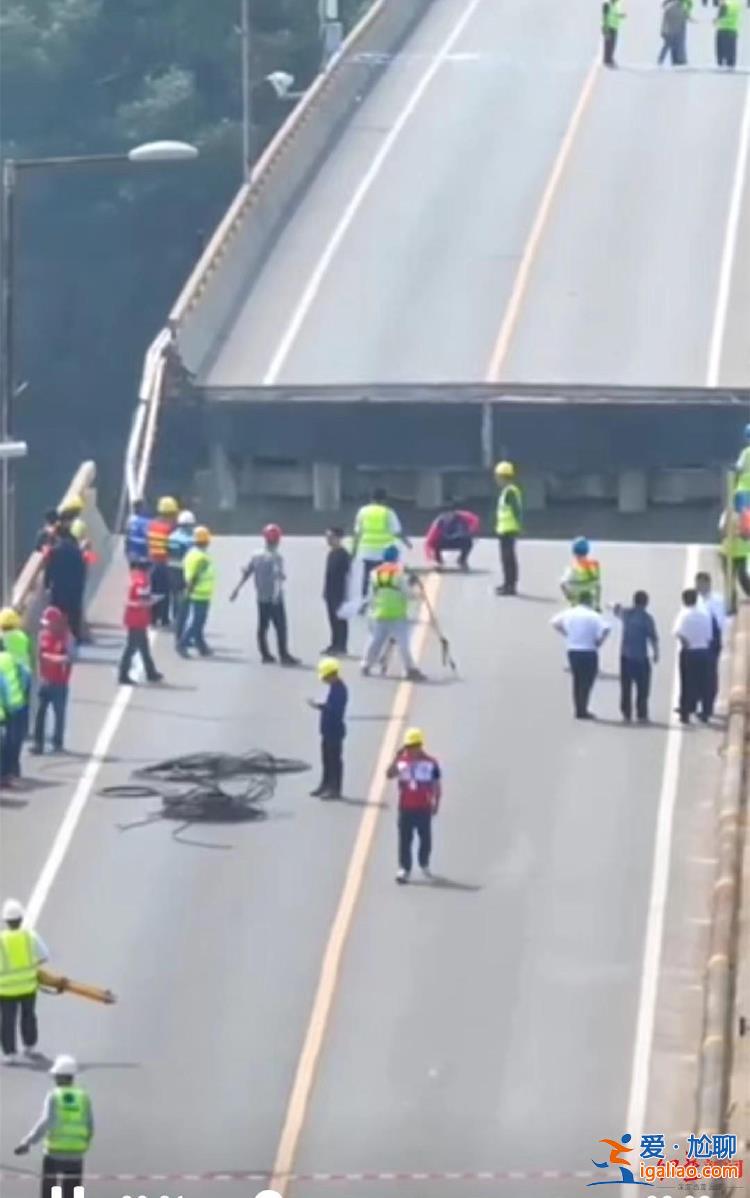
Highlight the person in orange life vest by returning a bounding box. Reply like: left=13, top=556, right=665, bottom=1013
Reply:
left=118, top=558, right=163, bottom=686
left=561, top=536, right=603, bottom=610
left=148, top=496, right=179, bottom=628
left=386, top=727, right=442, bottom=884
left=30, top=607, right=74, bottom=756
left=425, top=504, right=480, bottom=570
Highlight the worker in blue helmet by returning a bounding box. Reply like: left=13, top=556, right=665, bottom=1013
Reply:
left=561, top=537, right=602, bottom=610
left=735, top=424, right=750, bottom=496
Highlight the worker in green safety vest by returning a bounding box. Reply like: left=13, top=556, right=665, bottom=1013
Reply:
left=15, top=1052, right=94, bottom=1195
left=352, top=487, right=411, bottom=596
left=178, top=525, right=216, bottom=658
left=716, top=0, right=742, bottom=67
left=494, top=460, right=522, bottom=597
left=602, top=0, right=626, bottom=66
left=0, top=608, right=33, bottom=766
left=719, top=499, right=750, bottom=613
left=0, top=896, right=49, bottom=1064
left=0, top=633, right=31, bottom=786
left=361, top=545, right=425, bottom=681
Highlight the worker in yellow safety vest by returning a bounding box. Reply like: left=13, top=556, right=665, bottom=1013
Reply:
left=361, top=545, right=425, bottom=681
left=352, top=488, right=411, bottom=596
left=14, top=1053, right=94, bottom=1195
left=561, top=537, right=603, bottom=610
left=177, top=525, right=216, bottom=658
left=715, top=0, right=742, bottom=68
left=0, top=897, right=49, bottom=1064
left=734, top=424, right=750, bottom=495
left=0, top=634, right=31, bottom=785
left=494, top=461, right=522, bottom=596
left=720, top=497, right=750, bottom=613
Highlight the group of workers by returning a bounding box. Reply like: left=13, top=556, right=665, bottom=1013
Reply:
left=602, top=0, right=745, bottom=69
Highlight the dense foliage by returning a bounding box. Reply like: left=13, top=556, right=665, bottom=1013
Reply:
left=1, top=0, right=370, bottom=550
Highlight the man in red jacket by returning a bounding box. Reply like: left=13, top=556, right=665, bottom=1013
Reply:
left=425, top=505, right=479, bottom=571
left=118, top=558, right=164, bottom=686
left=386, top=726, right=442, bottom=884
left=31, top=607, right=74, bottom=755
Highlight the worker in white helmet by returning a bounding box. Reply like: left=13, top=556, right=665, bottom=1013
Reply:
left=0, top=898, right=49, bottom=1065
left=167, top=509, right=196, bottom=638
left=14, top=1052, right=94, bottom=1196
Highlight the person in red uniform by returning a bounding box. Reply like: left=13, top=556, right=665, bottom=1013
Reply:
left=118, top=558, right=163, bottom=685
left=386, top=726, right=442, bottom=884
left=30, top=607, right=74, bottom=755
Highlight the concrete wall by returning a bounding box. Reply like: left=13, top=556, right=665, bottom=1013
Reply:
left=152, top=383, right=750, bottom=516
left=170, top=0, right=435, bottom=379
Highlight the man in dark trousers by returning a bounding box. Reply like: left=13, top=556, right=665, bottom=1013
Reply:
left=673, top=588, right=712, bottom=724
left=322, top=528, right=351, bottom=655
left=551, top=591, right=611, bottom=719
left=387, top=727, right=442, bottom=884
left=43, top=527, right=85, bottom=643
left=0, top=898, right=48, bottom=1064
left=425, top=504, right=480, bottom=570
left=613, top=591, right=659, bottom=722
left=308, top=657, right=348, bottom=799
left=695, top=570, right=726, bottom=720
left=231, top=524, right=299, bottom=665
left=118, top=558, right=163, bottom=686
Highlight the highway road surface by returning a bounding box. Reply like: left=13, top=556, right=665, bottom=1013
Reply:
left=0, top=537, right=725, bottom=1198
left=202, top=0, right=750, bottom=390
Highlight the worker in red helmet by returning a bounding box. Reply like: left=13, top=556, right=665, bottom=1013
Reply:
left=230, top=524, right=300, bottom=665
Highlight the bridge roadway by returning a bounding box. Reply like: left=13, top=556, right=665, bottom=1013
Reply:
left=203, top=0, right=750, bottom=389
left=0, top=537, right=724, bottom=1198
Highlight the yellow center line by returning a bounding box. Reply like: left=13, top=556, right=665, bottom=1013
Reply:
left=485, top=55, right=600, bottom=382
left=270, top=573, right=443, bottom=1194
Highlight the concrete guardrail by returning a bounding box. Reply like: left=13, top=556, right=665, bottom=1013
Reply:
left=696, top=602, right=750, bottom=1188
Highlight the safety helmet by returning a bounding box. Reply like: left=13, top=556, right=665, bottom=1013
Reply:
left=60, top=496, right=84, bottom=514
left=382, top=544, right=400, bottom=563
left=0, top=607, right=21, bottom=630
left=494, top=460, right=515, bottom=479
left=263, top=523, right=282, bottom=545
left=571, top=536, right=590, bottom=557
left=734, top=491, right=749, bottom=513
left=317, top=656, right=340, bottom=680
left=41, top=605, right=64, bottom=627
left=193, top=525, right=211, bottom=546
left=177, top=509, right=196, bottom=527
left=157, top=496, right=179, bottom=516
left=403, top=727, right=424, bottom=748
left=2, top=898, right=24, bottom=922
left=50, top=1054, right=77, bottom=1078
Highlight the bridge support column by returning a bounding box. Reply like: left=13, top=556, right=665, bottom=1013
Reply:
left=313, top=462, right=342, bottom=511
left=416, top=470, right=443, bottom=510
left=618, top=468, right=648, bottom=514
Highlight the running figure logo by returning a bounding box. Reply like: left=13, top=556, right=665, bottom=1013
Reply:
left=588, top=1134, right=650, bottom=1187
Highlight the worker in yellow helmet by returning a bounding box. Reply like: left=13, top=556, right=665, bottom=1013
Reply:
left=494, top=461, right=522, bottom=596
left=308, top=657, right=348, bottom=799
left=386, top=728, right=442, bottom=884
left=177, top=526, right=216, bottom=657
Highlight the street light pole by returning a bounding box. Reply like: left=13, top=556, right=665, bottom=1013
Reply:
left=0, top=141, right=198, bottom=603
left=241, top=0, right=253, bottom=180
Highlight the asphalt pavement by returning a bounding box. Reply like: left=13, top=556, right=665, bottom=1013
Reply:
left=203, top=0, right=749, bottom=388
left=0, top=536, right=726, bottom=1198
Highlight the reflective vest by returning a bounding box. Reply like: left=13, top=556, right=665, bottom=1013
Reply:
left=603, top=0, right=624, bottom=30
left=566, top=558, right=602, bottom=605
left=0, top=929, right=38, bottom=997
left=44, top=1087, right=92, bottom=1157
left=371, top=563, right=408, bottom=621
left=0, top=651, right=25, bottom=711
left=183, top=548, right=215, bottom=601
left=3, top=628, right=32, bottom=671
left=496, top=485, right=522, bottom=535
left=147, top=518, right=172, bottom=563
left=717, top=0, right=740, bottom=31
left=357, top=504, right=395, bottom=556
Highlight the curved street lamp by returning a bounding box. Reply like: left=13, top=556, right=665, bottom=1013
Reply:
left=0, top=139, right=200, bottom=600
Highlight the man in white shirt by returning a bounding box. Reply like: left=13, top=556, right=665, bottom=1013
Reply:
left=673, top=587, right=713, bottom=724
left=695, top=570, right=726, bottom=720
left=551, top=591, right=610, bottom=719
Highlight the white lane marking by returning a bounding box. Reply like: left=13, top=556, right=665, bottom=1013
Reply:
left=486, top=53, right=599, bottom=380
left=706, top=77, right=750, bottom=387
left=23, top=637, right=151, bottom=926
left=625, top=542, right=700, bottom=1137
left=262, top=0, right=487, bottom=384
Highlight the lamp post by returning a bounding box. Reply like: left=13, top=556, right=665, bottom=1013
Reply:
left=0, top=140, right=198, bottom=603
